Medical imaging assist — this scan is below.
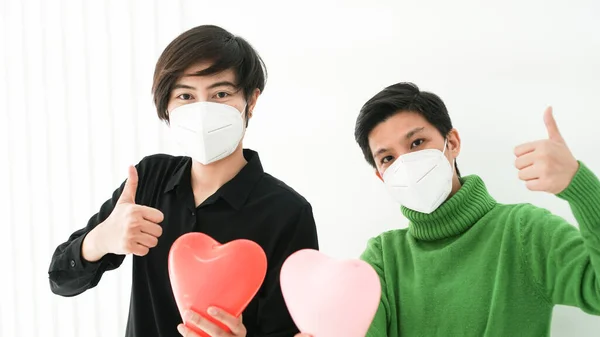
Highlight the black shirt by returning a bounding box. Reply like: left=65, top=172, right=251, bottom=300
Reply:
left=48, top=149, right=319, bottom=337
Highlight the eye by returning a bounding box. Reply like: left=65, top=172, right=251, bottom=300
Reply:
left=177, top=93, right=193, bottom=100
left=214, top=92, right=230, bottom=99
left=381, top=155, right=394, bottom=164
left=410, top=139, right=425, bottom=149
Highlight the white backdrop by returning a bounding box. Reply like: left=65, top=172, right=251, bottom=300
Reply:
left=1, top=0, right=599, bottom=336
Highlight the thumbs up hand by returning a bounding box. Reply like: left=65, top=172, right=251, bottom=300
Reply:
left=117, top=165, right=141, bottom=205
left=514, top=107, right=579, bottom=194
left=82, top=166, right=164, bottom=262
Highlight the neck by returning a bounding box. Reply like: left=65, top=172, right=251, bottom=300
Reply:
left=190, top=145, right=247, bottom=202
left=449, top=173, right=462, bottom=198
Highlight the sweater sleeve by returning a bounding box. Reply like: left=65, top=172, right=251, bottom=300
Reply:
left=518, top=161, right=600, bottom=315
left=360, top=236, right=390, bottom=337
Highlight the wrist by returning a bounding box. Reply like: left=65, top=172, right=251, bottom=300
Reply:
left=81, top=225, right=107, bottom=262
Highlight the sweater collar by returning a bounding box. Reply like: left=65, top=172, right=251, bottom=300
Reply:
left=402, top=175, right=496, bottom=241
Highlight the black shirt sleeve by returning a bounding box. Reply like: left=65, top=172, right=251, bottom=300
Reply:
left=254, top=203, right=319, bottom=337
left=47, top=161, right=145, bottom=296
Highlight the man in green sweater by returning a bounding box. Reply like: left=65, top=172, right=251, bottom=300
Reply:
left=295, top=82, right=600, bottom=336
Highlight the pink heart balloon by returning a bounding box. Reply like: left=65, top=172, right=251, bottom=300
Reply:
left=280, top=249, right=381, bottom=337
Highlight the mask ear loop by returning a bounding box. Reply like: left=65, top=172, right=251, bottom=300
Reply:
left=443, top=138, right=460, bottom=178
left=442, top=138, right=457, bottom=166
left=442, top=138, right=449, bottom=155
left=165, top=109, right=171, bottom=125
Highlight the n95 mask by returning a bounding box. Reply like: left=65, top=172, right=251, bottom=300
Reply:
left=382, top=141, right=453, bottom=214
left=169, top=101, right=245, bottom=165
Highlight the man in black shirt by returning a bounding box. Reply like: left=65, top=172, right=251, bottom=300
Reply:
left=48, top=25, right=319, bottom=337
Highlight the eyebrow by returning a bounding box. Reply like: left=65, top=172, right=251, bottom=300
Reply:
left=405, top=127, right=425, bottom=140
left=172, top=83, right=195, bottom=90
left=373, top=127, right=426, bottom=158
left=207, top=81, right=238, bottom=90
left=172, top=80, right=238, bottom=91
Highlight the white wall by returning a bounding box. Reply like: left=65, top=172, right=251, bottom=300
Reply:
left=1, top=0, right=599, bottom=336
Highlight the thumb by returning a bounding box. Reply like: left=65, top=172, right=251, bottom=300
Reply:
left=543, top=106, right=564, bottom=142
left=118, top=165, right=138, bottom=204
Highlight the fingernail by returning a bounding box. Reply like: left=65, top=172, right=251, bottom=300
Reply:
left=207, top=307, right=218, bottom=316
left=177, top=324, right=186, bottom=334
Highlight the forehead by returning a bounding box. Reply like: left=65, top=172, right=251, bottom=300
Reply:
left=177, top=61, right=237, bottom=86
left=368, top=111, right=433, bottom=148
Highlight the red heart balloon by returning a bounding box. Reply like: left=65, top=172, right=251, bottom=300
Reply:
left=168, top=232, right=268, bottom=336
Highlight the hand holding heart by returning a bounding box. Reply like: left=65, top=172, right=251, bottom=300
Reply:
left=514, top=107, right=579, bottom=194
left=178, top=308, right=246, bottom=337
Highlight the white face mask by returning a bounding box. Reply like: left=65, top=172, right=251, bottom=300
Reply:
left=168, top=101, right=245, bottom=165
left=382, top=140, right=454, bottom=214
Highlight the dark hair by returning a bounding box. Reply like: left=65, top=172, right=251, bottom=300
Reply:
left=354, top=82, right=460, bottom=176
left=152, top=25, right=267, bottom=125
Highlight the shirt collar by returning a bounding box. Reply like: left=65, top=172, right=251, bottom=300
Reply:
left=163, top=149, right=264, bottom=210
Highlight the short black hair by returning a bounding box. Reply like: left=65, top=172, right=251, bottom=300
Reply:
left=354, top=82, right=460, bottom=176
left=152, top=25, right=267, bottom=125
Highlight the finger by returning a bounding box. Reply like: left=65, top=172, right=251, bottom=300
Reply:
left=178, top=324, right=200, bottom=337
left=131, top=243, right=150, bottom=257
left=185, top=310, right=223, bottom=336
left=514, top=152, right=535, bottom=170
left=518, top=165, right=540, bottom=182
left=208, top=307, right=245, bottom=335
left=543, top=106, right=564, bottom=142
left=118, top=166, right=138, bottom=204
left=139, top=205, right=165, bottom=223
left=140, top=221, right=163, bottom=238
left=514, top=140, right=543, bottom=157
left=135, top=232, right=159, bottom=249
left=525, top=179, right=545, bottom=192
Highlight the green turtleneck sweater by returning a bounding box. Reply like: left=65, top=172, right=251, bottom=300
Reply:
left=361, top=162, right=600, bottom=336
